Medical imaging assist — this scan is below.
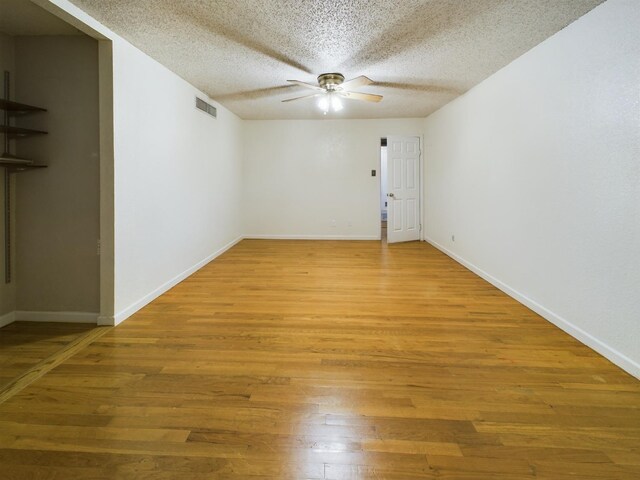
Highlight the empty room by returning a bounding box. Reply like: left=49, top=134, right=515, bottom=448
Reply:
left=0, top=0, right=638, bottom=478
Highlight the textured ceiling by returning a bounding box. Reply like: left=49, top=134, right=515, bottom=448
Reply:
left=66, top=0, right=604, bottom=120
left=0, top=0, right=80, bottom=36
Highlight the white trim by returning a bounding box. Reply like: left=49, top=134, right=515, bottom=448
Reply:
left=419, top=134, right=425, bottom=242
left=112, top=236, right=243, bottom=326
left=244, top=234, right=380, bottom=241
left=383, top=135, right=424, bottom=244
left=97, top=315, right=115, bottom=326
left=379, top=139, right=384, bottom=241
left=425, top=237, right=640, bottom=379
left=14, top=311, right=98, bottom=323
left=0, top=311, right=16, bottom=328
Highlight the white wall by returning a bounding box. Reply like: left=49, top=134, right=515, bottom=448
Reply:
left=423, top=0, right=640, bottom=377
left=15, top=35, right=100, bottom=316
left=110, top=40, right=244, bottom=324
left=243, top=119, right=423, bottom=239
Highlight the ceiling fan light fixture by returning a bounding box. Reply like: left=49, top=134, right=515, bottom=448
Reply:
left=317, top=95, right=330, bottom=115
left=285, top=73, right=382, bottom=111
left=317, top=92, right=343, bottom=115
left=331, top=95, right=343, bottom=112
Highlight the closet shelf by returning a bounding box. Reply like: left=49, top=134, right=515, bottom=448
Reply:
left=0, top=98, right=47, bottom=114
left=2, top=71, right=49, bottom=283
left=0, top=161, right=47, bottom=173
left=0, top=153, right=33, bottom=165
left=0, top=124, right=48, bottom=137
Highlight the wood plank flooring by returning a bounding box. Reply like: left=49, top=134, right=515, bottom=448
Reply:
left=0, top=322, right=97, bottom=389
left=0, top=239, right=639, bottom=479
left=0, top=326, right=109, bottom=405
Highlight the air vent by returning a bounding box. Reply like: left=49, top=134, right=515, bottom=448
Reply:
left=196, top=97, right=217, bottom=118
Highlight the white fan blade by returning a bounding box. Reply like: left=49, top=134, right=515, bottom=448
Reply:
left=287, top=80, right=324, bottom=91
left=340, top=75, right=373, bottom=90
left=282, top=93, right=322, bottom=103
left=339, top=91, right=383, bottom=103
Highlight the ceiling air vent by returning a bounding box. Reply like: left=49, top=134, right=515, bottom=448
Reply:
left=196, top=97, right=217, bottom=118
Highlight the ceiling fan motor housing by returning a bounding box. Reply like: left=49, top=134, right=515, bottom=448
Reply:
left=317, top=73, right=345, bottom=90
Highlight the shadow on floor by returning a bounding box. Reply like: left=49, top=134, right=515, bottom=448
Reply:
left=0, top=322, right=96, bottom=389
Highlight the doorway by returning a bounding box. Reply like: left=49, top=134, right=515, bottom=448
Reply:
left=380, top=136, right=422, bottom=244
left=0, top=1, right=107, bottom=397
left=380, top=138, right=388, bottom=242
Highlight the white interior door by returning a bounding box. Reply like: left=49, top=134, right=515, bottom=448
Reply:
left=386, top=136, right=421, bottom=244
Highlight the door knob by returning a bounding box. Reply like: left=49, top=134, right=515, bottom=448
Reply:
left=387, top=193, right=395, bottom=198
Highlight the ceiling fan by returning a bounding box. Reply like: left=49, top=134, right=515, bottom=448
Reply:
left=282, top=73, right=382, bottom=114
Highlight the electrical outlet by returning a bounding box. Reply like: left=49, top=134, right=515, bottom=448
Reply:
left=451, top=235, right=455, bottom=242
left=331, top=219, right=337, bottom=228
left=347, top=220, right=352, bottom=227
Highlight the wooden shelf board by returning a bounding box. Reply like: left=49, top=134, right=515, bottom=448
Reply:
left=0, top=124, right=48, bottom=137
left=0, top=98, right=47, bottom=114
left=0, top=154, right=33, bottom=165
left=0, top=163, right=47, bottom=173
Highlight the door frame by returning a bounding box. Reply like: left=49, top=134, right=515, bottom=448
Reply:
left=379, top=135, right=424, bottom=242
left=35, top=0, right=116, bottom=325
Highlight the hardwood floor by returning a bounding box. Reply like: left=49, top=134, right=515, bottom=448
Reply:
left=0, top=239, right=638, bottom=479
left=0, top=326, right=109, bottom=405
left=0, top=322, right=97, bottom=389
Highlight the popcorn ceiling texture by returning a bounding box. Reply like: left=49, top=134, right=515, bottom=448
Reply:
left=67, top=0, right=604, bottom=119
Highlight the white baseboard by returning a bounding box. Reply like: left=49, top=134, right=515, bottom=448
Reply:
left=425, top=237, right=640, bottom=380
left=244, top=234, right=380, bottom=241
left=112, top=235, right=243, bottom=326
left=0, top=311, right=16, bottom=328
left=1, top=310, right=99, bottom=327
left=14, top=311, right=99, bottom=323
